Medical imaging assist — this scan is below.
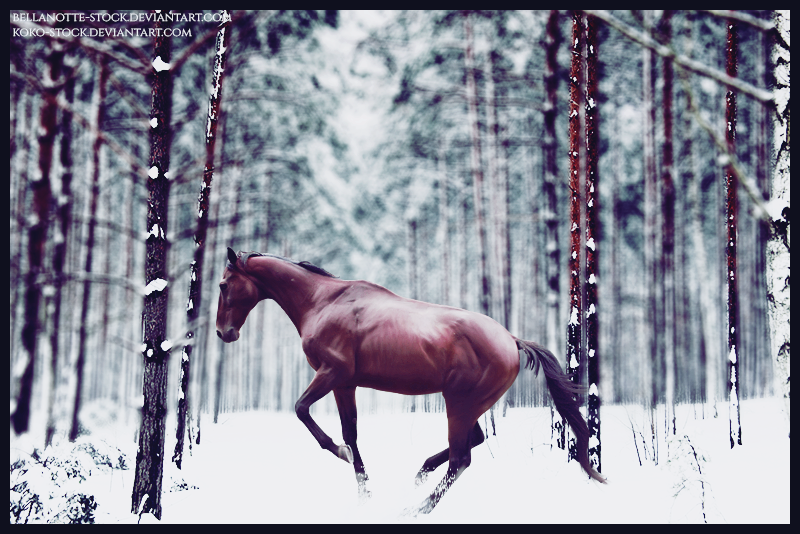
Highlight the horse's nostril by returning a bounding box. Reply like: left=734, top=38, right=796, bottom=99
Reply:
left=216, top=330, right=223, bottom=339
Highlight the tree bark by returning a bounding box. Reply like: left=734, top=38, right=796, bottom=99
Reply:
left=660, top=11, right=677, bottom=435
left=725, top=18, right=742, bottom=448
left=12, top=39, right=60, bottom=435
left=69, top=56, right=108, bottom=442
left=174, top=11, right=231, bottom=470
left=766, top=10, right=790, bottom=432
left=45, top=59, right=75, bottom=448
left=564, top=10, right=584, bottom=459
left=464, top=13, right=491, bottom=317
left=584, top=12, right=601, bottom=474
left=132, top=18, right=173, bottom=519
left=542, top=10, right=562, bottom=359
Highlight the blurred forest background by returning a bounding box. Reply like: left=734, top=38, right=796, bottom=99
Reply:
left=9, top=11, right=787, bottom=448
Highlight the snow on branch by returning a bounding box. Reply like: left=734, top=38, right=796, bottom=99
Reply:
left=584, top=10, right=775, bottom=105
left=700, top=10, right=775, bottom=33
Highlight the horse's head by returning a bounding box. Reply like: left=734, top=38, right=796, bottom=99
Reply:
left=216, top=247, right=262, bottom=343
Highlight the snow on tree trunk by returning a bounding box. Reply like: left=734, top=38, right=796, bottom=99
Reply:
left=767, top=9, right=790, bottom=432
left=132, top=17, right=173, bottom=520
left=584, top=13, right=601, bottom=473
left=725, top=18, right=742, bottom=448
left=174, top=10, right=231, bottom=470
left=564, top=10, right=584, bottom=459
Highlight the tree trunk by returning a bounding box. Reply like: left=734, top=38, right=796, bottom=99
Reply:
left=69, top=56, right=108, bottom=442
left=660, top=11, right=677, bottom=435
left=464, top=13, right=491, bottom=317
left=11, top=39, right=60, bottom=435
left=724, top=18, right=742, bottom=448
left=45, top=59, right=76, bottom=448
left=174, top=11, right=231, bottom=470
left=642, top=10, right=660, bottom=419
left=584, top=12, right=601, bottom=474
left=563, top=10, right=584, bottom=459
left=767, top=10, right=790, bottom=432
left=438, top=139, right=450, bottom=306
left=132, top=19, right=173, bottom=520
left=542, top=10, right=562, bottom=359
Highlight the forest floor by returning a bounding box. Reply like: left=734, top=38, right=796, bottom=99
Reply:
left=10, top=397, right=789, bottom=523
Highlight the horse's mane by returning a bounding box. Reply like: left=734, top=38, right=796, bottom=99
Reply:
left=241, top=251, right=337, bottom=278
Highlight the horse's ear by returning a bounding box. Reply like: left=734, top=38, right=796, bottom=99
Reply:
left=227, top=247, right=238, bottom=266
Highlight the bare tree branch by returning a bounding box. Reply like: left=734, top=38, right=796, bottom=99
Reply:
left=700, top=10, right=774, bottom=33
left=584, top=10, right=775, bottom=105
left=676, top=66, right=771, bottom=224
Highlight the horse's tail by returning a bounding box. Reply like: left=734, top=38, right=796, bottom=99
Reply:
left=515, top=338, right=607, bottom=484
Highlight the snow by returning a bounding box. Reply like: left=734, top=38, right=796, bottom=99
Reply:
left=152, top=56, right=171, bottom=72
left=143, top=278, right=168, bottom=296
left=148, top=166, right=159, bottom=179
left=10, top=398, right=788, bottom=523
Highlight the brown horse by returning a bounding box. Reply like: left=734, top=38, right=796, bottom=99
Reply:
left=216, top=248, right=605, bottom=515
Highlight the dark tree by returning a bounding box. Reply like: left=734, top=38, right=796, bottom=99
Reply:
left=174, top=11, right=232, bottom=470
left=584, top=12, right=601, bottom=475
left=11, top=38, right=60, bottom=435
left=542, top=10, right=562, bottom=356
left=660, top=10, right=677, bottom=435
left=725, top=17, right=741, bottom=448
left=463, top=12, right=491, bottom=318
left=132, top=17, right=173, bottom=520
left=70, top=56, right=108, bottom=443
left=564, top=10, right=584, bottom=460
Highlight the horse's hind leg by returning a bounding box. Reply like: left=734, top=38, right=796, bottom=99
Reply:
left=333, top=387, right=370, bottom=499
left=413, top=411, right=479, bottom=515
left=414, top=421, right=484, bottom=487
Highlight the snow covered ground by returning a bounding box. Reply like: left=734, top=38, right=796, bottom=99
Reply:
left=10, top=397, right=789, bottom=523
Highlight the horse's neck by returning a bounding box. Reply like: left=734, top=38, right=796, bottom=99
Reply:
left=249, top=256, right=336, bottom=328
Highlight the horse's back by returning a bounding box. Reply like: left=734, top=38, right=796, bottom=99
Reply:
left=326, top=283, right=519, bottom=398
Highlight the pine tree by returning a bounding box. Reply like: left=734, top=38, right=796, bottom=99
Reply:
left=12, top=37, right=60, bottom=435
left=174, top=10, right=232, bottom=470
left=724, top=17, right=742, bottom=448
left=70, top=56, right=108, bottom=443
left=584, top=11, right=601, bottom=475
left=132, top=17, right=173, bottom=520
left=564, top=10, right=584, bottom=459
left=766, top=10, right=790, bottom=432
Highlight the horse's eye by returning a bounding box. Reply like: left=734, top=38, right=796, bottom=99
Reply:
left=219, top=281, right=227, bottom=292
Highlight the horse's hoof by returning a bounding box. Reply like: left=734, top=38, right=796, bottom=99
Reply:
left=401, top=497, right=433, bottom=517
left=418, top=498, right=435, bottom=515
left=358, top=486, right=372, bottom=503
left=337, top=444, right=353, bottom=464
left=414, top=470, right=428, bottom=488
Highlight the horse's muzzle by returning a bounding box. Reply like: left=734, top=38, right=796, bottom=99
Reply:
left=216, top=327, right=239, bottom=343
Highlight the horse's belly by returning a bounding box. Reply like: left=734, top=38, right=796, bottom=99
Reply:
left=355, top=372, right=443, bottom=396
left=353, top=340, right=447, bottom=395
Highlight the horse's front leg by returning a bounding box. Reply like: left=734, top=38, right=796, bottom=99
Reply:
left=295, top=367, right=352, bottom=463
left=333, top=387, right=371, bottom=500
